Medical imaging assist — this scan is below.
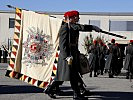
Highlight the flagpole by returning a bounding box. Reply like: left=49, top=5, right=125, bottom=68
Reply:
left=7, top=5, right=16, bottom=9
left=6, top=5, right=57, bottom=18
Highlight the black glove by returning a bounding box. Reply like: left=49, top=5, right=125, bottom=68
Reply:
left=92, top=25, right=102, bottom=32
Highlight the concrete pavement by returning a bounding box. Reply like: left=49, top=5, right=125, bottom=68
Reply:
left=0, top=63, right=8, bottom=67
left=0, top=64, right=133, bottom=100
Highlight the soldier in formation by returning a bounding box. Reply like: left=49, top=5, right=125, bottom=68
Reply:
left=105, top=39, right=121, bottom=78
left=124, top=40, right=133, bottom=79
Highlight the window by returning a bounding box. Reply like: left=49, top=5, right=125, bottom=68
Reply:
left=9, top=18, right=15, bottom=28
left=109, top=21, right=133, bottom=31
left=89, top=20, right=100, bottom=27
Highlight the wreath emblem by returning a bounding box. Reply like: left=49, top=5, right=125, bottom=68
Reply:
left=22, top=27, right=53, bottom=66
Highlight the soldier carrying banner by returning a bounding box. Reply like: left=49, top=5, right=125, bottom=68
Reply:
left=45, top=10, right=102, bottom=100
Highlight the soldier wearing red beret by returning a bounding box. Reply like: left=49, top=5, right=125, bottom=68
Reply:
left=124, top=40, right=133, bottom=79
left=111, top=38, right=115, bottom=43
left=115, top=43, right=123, bottom=75
left=130, top=40, right=133, bottom=43
left=46, top=10, right=102, bottom=99
left=105, top=38, right=121, bottom=78
left=93, top=40, right=97, bottom=44
left=98, top=41, right=107, bottom=75
left=88, top=40, right=100, bottom=77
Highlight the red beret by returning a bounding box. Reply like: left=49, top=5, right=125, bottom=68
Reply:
left=99, top=40, right=103, bottom=44
left=130, top=40, right=133, bottom=43
left=93, top=40, right=97, bottom=44
left=71, top=10, right=79, bottom=16
left=115, top=43, right=119, bottom=46
left=64, top=10, right=79, bottom=18
left=100, top=42, right=104, bottom=46
left=111, top=39, right=115, bottom=43
left=103, top=44, right=106, bottom=47
left=64, top=11, right=69, bottom=17
left=64, top=11, right=74, bottom=18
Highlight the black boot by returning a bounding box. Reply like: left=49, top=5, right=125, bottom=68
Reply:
left=94, top=72, right=97, bottom=77
left=45, top=86, right=56, bottom=99
left=126, top=72, right=129, bottom=79
left=79, top=84, right=93, bottom=96
left=55, top=86, right=64, bottom=96
left=89, top=72, right=92, bottom=77
left=126, top=75, right=129, bottom=79
left=80, top=89, right=93, bottom=96
left=109, top=74, right=114, bottom=78
left=101, top=70, right=103, bottom=75
left=73, top=91, right=88, bottom=100
left=47, top=92, right=56, bottom=99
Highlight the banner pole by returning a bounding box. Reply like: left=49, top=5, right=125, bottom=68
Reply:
left=6, top=5, right=57, bottom=18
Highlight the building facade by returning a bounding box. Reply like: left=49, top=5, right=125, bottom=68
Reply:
left=0, top=10, right=15, bottom=51
left=1, top=10, right=133, bottom=53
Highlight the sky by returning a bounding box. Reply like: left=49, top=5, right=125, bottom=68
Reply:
left=1, top=0, right=133, bottom=12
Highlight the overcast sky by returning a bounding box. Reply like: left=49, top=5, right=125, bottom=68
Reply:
left=1, top=0, right=133, bottom=12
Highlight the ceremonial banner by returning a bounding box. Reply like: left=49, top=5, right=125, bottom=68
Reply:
left=5, top=8, right=62, bottom=89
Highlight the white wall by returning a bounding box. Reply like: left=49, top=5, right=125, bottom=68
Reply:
left=0, top=12, right=15, bottom=48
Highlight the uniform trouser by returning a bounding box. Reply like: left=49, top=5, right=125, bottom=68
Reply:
left=126, top=71, right=133, bottom=79
left=3, top=58, right=7, bottom=63
left=109, top=66, right=115, bottom=76
left=126, top=65, right=133, bottom=77
left=109, top=59, right=117, bottom=76
left=69, top=66, right=83, bottom=93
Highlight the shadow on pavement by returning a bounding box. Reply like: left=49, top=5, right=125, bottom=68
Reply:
left=0, top=85, right=44, bottom=94
left=55, top=91, right=133, bottom=100
left=60, top=85, right=99, bottom=91
left=56, top=86, right=133, bottom=100
left=89, top=91, right=133, bottom=100
left=0, top=85, right=133, bottom=100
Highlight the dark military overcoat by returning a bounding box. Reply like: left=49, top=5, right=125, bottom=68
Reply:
left=88, top=44, right=100, bottom=71
left=123, top=44, right=133, bottom=73
left=56, top=22, right=93, bottom=81
left=99, top=45, right=107, bottom=71
left=105, top=44, right=120, bottom=71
